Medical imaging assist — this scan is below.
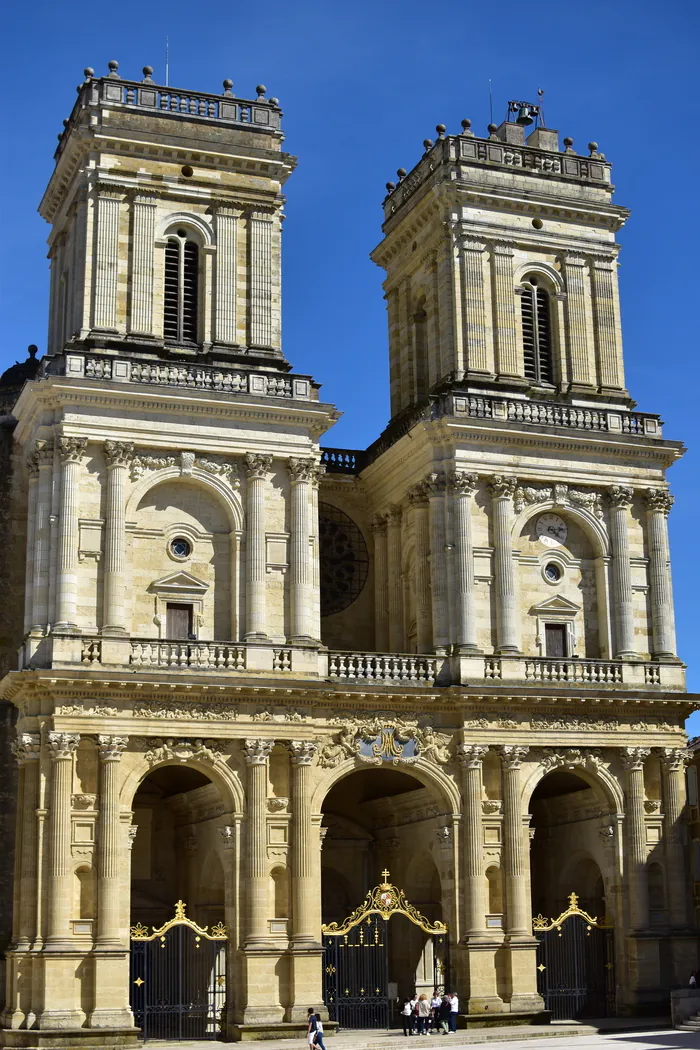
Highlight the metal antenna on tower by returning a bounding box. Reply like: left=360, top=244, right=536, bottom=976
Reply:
left=165, top=37, right=169, bottom=87
left=537, top=87, right=546, bottom=127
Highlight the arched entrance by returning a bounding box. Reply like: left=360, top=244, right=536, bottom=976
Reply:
left=529, top=768, right=616, bottom=1019
left=320, top=766, right=453, bottom=1028
left=129, top=765, right=230, bottom=1040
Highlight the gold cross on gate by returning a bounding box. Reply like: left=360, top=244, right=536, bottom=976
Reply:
left=381, top=869, right=391, bottom=882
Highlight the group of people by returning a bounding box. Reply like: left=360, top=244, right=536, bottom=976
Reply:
left=307, top=1009, right=326, bottom=1049
left=401, top=992, right=459, bottom=1036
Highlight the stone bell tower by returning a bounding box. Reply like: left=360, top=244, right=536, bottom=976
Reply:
left=373, top=110, right=630, bottom=421
left=42, top=61, right=294, bottom=366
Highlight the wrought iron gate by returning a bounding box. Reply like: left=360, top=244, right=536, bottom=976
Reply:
left=533, top=892, right=615, bottom=1020
left=130, top=900, right=227, bottom=1040
left=322, top=870, right=448, bottom=1030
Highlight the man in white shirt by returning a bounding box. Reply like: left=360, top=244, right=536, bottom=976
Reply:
left=448, top=993, right=459, bottom=1033
left=430, top=993, right=441, bottom=1033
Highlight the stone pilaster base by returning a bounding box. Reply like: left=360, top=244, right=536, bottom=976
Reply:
left=461, top=938, right=505, bottom=1013
left=286, top=947, right=324, bottom=1022
left=504, top=936, right=543, bottom=1013
left=239, top=947, right=285, bottom=1024
left=1, top=1031, right=139, bottom=1050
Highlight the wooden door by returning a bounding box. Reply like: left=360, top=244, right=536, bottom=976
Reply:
left=544, top=623, right=567, bottom=658
left=166, top=603, right=193, bottom=640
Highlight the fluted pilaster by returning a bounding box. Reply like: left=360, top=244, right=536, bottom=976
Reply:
left=621, top=747, right=651, bottom=931
left=288, top=741, right=319, bottom=944
left=660, top=748, right=691, bottom=928
left=92, top=189, right=121, bottom=331
left=488, top=476, right=519, bottom=654
left=426, top=473, right=449, bottom=652
left=461, top=238, right=489, bottom=373
left=249, top=210, right=273, bottom=347
left=591, top=257, right=623, bottom=390
left=562, top=253, right=591, bottom=387
left=129, top=193, right=157, bottom=335
left=12, top=734, right=41, bottom=949
left=24, top=456, right=39, bottom=635
left=96, top=736, right=128, bottom=944
left=31, top=440, right=54, bottom=633
left=214, top=206, right=241, bottom=344
left=103, top=442, right=133, bottom=634
left=371, top=516, right=389, bottom=651
left=244, top=454, right=272, bottom=640
left=386, top=505, right=403, bottom=652
left=607, top=487, right=636, bottom=658
left=288, top=459, right=323, bottom=643
left=458, top=745, right=489, bottom=936
left=451, top=472, right=479, bottom=652
left=491, top=241, right=519, bottom=378
left=498, top=746, right=530, bottom=937
left=408, top=484, right=432, bottom=652
left=46, top=732, right=80, bottom=944
left=244, top=739, right=273, bottom=944
left=55, top=438, right=87, bottom=630
left=644, top=490, right=677, bottom=660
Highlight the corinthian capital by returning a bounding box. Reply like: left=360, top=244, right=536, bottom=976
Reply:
left=607, top=485, right=634, bottom=509
left=457, top=743, right=489, bottom=768
left=244, top=453, right=273, bottom=480
left=288, top=740, right=318, bottom=766
left=488, top=475, right=517, bottom=500
left=386, top=504, right=402, bottom=526
left=497, top=745, right=529, bottom=770
left=97, top=734, right=129, bottom=761
left=58, top=437, right=88, bottom=464
left=620, top=746, right=650, bottom=771
left=644, top=489, right=674, bottom=515
left=425, top=471, right=448, bottom=497
left=407, top=482, right=430, bottom=506
left=244, top=739, right=273, bottom=765
left=47, top=731, right=81, bottom=760
left=450, top=471, right=479, bottom=496
left=288, top=458, right=324, bottom=484
left=33, top=439, right=54, bottom=469
left=104, top=440, right=134, bottom=469
left=659, top=747, right=691, bottom=772
left=12, top=732, right=41, bottom=764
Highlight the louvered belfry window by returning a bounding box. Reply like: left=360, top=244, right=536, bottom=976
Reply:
left=164, top=232, right=199, bottom=344
left=521, top=277, right=553, bottom=385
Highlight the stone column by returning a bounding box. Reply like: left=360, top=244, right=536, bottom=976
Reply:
left=92, top=188, right=122, bottom=331
left=488, top=475, right=519, bottom=654
left=644, top=490, right=677, bottom=660
left=243, top=739, right=273, bottom=945
left=562, top=253, right=591, bottom=387
left=214, top=205, right=241, bottom=345
left=24, top=455, right=40, bottom=636
left=310, top=470, right=322, bottom=643
left=660, top=748, right=690, bottom=929
left=249, top=209, right=274, bottom=348
left=458, top=744, right=489, bottom=935
left=288, top=742, right=318, bottom=944
left=12, top=733, right=41, bottom=950
left=490, top=241, right=520, bottom=379
left=590, top=256, right=623, bottom=390
left=96, top=736, right=128, bottom=945
left=244, top=454, right=272, bottom=641
left=31, top=440, right=54, bottom=633
left=460, top=237, right=489, bottom=373
left=426, top=472, right=449, bottom=653
left=46, top=732, right=80, bottom=944
left=607, top=486, right=636, bottom=659
left=498, top=746, right=530, bottom=936
left=451, top=471, right=480, bottom=652
left=408, top=484, right=432, bottom=652
left=129, top=192, right=157, bottom=336
left=55, top=438, right=87, bottom=631
left=288, top=459, right=323, bottom=643
left=621, top=747, right=651, bottom=931
left=371, top=516, right=389, bottom=651
left=386, top=505, right=403, bottom=651
left=102, top=442, right=133, bottom=635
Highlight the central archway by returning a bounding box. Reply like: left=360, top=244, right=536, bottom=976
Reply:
left=320, top=765, right=453, bottom=1028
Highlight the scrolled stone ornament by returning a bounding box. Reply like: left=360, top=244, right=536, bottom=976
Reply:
left=644, top=489, right=674, bottom=515
left=488, top=474, right=518, bottom=499
left=243, top=738, right=274, bottom=765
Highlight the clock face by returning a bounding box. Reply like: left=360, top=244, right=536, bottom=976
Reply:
left=536, top=513, right=568, bottom=548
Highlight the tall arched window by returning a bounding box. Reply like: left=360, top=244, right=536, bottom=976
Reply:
left=164, top=229, right=199, bottom=344
left=520, top=275, right=553, bottom=385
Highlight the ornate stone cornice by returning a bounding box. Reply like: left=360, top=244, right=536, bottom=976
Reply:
left=457, top=743, right=489, bottom=768
left=620, top=746, right=650, bottom=771
left=644, top=489, right=674, bottom=515
left=244, top=453, right=273, bottom=480
left=497, top=745, right=528, bottom=770
left=48, top=731, right=80, bottom=760
left=97, top=734, right=129, bottom=761
left=607, top=485, right=634, bottom=509
left=58, top=437, right=87, bottom=464
left=488, top=475, right=517, bottom=500
left=12, top=732, right=41, bottom=764
left=450, top=471, right=479, bottom=496
left=244, top=739, right=274, bottom=765
left=288, top=740, right=318, bottom=766
left=104, top=440, right=134, bottom=469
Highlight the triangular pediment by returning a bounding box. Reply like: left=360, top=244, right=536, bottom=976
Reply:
left=149, top=571, right=209, bottom=595
left=531, top=595, right=580, bottom=615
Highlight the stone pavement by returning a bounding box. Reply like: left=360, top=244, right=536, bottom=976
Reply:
left=143, top=1023, right=691, bottom=1050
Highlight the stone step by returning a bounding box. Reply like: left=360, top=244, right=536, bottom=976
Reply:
left=677, top=1023, right=700, bottom=1031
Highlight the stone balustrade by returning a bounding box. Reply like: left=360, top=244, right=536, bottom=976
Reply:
left=20, top=637, right=685, bottom=690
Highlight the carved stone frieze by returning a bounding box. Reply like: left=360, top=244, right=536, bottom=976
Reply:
left=513, top=482, right=603, bottom=519
left=144, top=737, right=226, bottom=766
left=538, top=748, right=603, bottom=773
left=134, top=701, right=238, bottom=721
left=71, top=794, right=97, bottom=809
left=56, top=702, right=119, bottom=716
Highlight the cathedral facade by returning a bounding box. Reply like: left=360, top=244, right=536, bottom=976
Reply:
left=0, top=64, right=696, bottom=1047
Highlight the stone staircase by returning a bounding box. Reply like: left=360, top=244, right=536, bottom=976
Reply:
left=677, top=1011, right=700, bottom=1031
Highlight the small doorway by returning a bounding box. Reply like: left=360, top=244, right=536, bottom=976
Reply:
left=166, top=602, right=194, bottom=640
left=544, top=623, right=567, bottom=658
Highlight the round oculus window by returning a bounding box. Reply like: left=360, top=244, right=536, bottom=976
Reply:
left=544, top=562, right=562, bottom=583
left=170, top=537, right=192, bottom=559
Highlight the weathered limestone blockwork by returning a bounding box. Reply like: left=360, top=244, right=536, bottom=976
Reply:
left=0, top=69, right=696, bottom=1050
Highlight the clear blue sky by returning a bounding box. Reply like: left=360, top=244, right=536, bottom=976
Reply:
left=3, top=0, right=699, bottom=723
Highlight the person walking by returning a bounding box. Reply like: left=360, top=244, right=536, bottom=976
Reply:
left=417, top=994, right=431, bottom=1035
left=448, top=992, right=459, bottom=1033
left=306, top=1009, right=317, bottom=1047
left=313, top=1013, right=327, bottom=1050
left=401, top=998, right=414, bottom=1036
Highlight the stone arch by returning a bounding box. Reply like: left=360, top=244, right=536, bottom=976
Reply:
left=126, top=468, right=244, bottom=534
left=522, top=757, right=623, bottom=815
left=512, top=500, right=609, bottom=558
left=158, top=211, right=213, bottom=246
left=513, top=260, right=564, bottom=295
left=120, top=754, right=245, bottom=815
left=311, top=755, right=461, bottom=818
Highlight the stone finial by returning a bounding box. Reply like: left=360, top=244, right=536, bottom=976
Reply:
left=423, top=139, right=434, bottom=151
left=256, top=84, right=267, bottom=99
left=385, top=181, right=396, bottom=192
left=435, top=124, right=446, bottom=138
left=487, top=123, right=498, bottom=138
left=563, top=136, right=575, bottom=152
left=142, top=66, right=154, bottom=83
left=397, top=168, right=407, bottom=180
left=270, top=97, right=279, bottom=105
left=588, top=141, right=598, bottom=155
left=461, top=118, right=473, bottom=136
left=222, top=79, right=234, bottom=96
left=84, top=67, right=94, bottom=80
left=107, top=60, right=120, bottom=78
